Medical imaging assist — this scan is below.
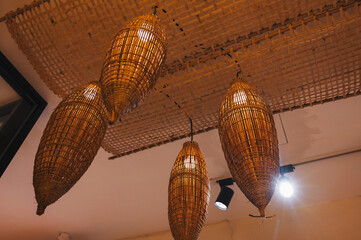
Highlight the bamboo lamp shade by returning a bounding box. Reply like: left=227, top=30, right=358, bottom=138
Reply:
left=33, top=82, right=108, bottom=215
left=100, top=14, right=167, bottom=123
left=218, top=77, right=280, bottom=217
left=168, top=141, right=210, bottom=240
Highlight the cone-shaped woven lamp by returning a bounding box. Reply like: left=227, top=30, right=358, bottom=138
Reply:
left=218, top=76, right=279, bottom=217
left=168, top=141, right=210, bottom=240
left=33, top=82, right=108, bottom=215
left=100, top=14, right=167, bottom=123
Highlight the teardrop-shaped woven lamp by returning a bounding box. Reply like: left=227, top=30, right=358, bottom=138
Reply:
left=168, top=141, right=210, bottom=240
left=33, top=81, right=108, bottom=215
left=218, top=77, right=279, bottom=217
left=100, top=14, right=167, bottom=123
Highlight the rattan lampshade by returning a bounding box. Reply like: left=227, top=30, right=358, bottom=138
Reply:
left=33, top=82, right=108, bottom=215
left=100, top=14, right=167, bottom=123
left=218, top=77, right=280, bottom=217
left=168, top=141, right=210, bottom=240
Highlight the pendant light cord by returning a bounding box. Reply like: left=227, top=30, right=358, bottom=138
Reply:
left=220, top=47, right=242, bottom=76
left=153, top=5, right=195, bottom=141
left=154, top=87, right=194, bottom=141
left=153, top=6, right=187, bottom=35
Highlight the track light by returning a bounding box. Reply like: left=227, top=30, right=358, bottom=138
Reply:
left=279, top=164, right=295, bottom=198
left=215, top=186, right=234, bottom=210
left=214, top=165, right=296, bottom=210
left=280, top=164, right=295, bottom=176
left=215, top=178, right=234, bottom=211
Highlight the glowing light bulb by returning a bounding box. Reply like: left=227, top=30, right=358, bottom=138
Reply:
left=137, top=23, right=154, bottom=42
left=279, top=176, right=294, bottom=198
left=83, top=87, right=96, bottom=100
left=233, top=90, right=247, bottom=105
left=184, top=156, right=196, bottom=169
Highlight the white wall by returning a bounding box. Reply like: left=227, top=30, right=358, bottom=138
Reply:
left=121, top=196, right=361, bottom=240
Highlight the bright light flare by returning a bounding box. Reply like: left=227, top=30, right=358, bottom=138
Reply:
left=83, top=87, right=97, bottom=100
left=233, top=90, right=247, bottom=105
left=137, top=23, right=154, bottom=42
left=279, top=176, right=294, bottom=198
left=184, top=156, right=196, bottom=169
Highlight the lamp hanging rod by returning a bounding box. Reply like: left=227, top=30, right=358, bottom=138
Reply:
left=189, top=117, right=193, bottom=141
left=153, top=6, right=158, bottom=15
left=153, top=87, right=194, bottom=140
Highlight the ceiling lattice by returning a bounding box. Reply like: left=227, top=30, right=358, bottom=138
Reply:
left=3, top=0, right=361, bottom=159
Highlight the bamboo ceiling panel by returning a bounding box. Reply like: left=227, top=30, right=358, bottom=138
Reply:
left=3, top=0, right=361, bottom=158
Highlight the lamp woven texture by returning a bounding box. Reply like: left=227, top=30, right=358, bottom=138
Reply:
left=168, top=141, right=210, bottom=240
left=3, top=0, right=361, bottom=158
left=33, top=81, right=108, bottom=215
left=100, top=14, right=167, bottom=123
left=218, top=78, right=280, bottom=217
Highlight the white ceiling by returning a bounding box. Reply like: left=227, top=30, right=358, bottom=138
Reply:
left=0, top=1, right=361, bottom=240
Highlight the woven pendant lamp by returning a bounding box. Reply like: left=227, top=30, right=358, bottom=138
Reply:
left=100, top=14, right=167, bottom=123
left=218, top=76, right=279, bottom=217
left=168, top=141, right=210, bottom=240
left=33, top=82, right=108, bottom=215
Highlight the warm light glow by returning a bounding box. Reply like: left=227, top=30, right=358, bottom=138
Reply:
left=137, top=23, right=154, bottom=42
left=184, top=156, right=196, bottom=169
left=215, top=201, right=227, bottom=211
left=83, top=87, right=96, bottom=100
left=233, top=90, right=247, bottom=105
left=100, top=14, right=167, bottom=123
left=168, top=141, right=210, bottom=239
left=279, top=176, right=294, bottom=198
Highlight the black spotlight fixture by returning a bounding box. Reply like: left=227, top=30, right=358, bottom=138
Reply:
left=279, top=164, right=296, bottom=198
left=280, top=164, right=295, bottom=176
left=215, top=178, right=234, bottom=211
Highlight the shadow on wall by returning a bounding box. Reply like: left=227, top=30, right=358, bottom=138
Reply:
left=278, top=109, right=322, bottom=164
